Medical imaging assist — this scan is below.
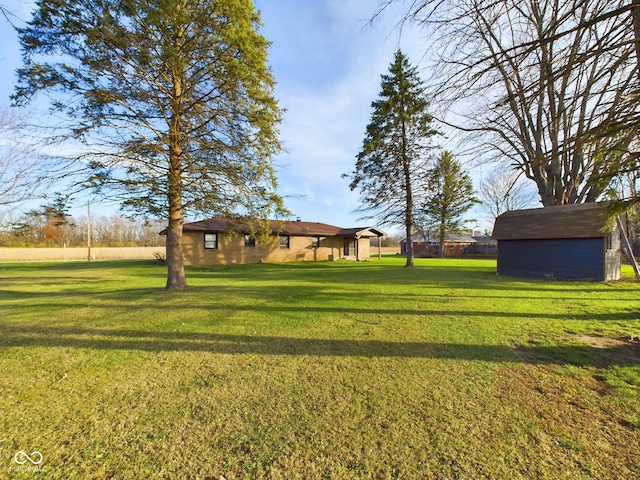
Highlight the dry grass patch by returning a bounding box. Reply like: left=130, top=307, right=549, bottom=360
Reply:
left=0, top=247, right=164, bottom=261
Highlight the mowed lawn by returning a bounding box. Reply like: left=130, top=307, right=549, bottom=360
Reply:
left=1, top=257, right=639, bottom=479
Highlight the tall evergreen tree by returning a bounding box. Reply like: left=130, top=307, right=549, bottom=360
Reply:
left=421, top=151, right=478, bottom=258
left=13, top=0, right=285, bottom=290
left=345, top=50, right=438, bottom=267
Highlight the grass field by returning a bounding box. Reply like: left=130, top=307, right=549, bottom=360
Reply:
left=1, top=257, right=639, bottom=479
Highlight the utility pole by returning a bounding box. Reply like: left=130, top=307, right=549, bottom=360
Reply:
left=87, top=200, right=92, bottom=261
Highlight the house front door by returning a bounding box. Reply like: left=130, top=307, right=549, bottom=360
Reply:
left=344, top=238, right=356, bottom=257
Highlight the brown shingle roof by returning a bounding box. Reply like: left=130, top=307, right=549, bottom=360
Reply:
left=337, top=227, right=387, bottom=238
left=492, top=203, right=612, bottom=240
left=179, top=218, right=386, bottom=238
left=182, top=218, right=341, bottom=236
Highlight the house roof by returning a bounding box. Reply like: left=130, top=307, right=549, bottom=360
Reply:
left=492, top=203, right=612, bottom=240
left=472, top=236, right=496, bottom=243
left=179, top=218, right=386, bottom=238
left=337, top=227, right=387, bottom=238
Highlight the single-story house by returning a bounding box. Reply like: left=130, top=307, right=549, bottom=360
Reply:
left=400, top=233, right=477, bottom=257
left=174, top=217, right=386, bottom=266
left=492, top=203, right=620, bottom=281
left=468, top=236, right=498, bottom=255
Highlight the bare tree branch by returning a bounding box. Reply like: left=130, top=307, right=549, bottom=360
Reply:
left=385, top=0, right=640, bottom=206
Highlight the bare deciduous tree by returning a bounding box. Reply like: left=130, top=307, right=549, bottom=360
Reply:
left=0, top=107, right=50, bottom=207
left=478, top=167, right=539, bottom=223
left=375, top=0, right=640, bottom=207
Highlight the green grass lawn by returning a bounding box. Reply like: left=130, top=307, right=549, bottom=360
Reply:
left=1, top=257, right=639, bottom=479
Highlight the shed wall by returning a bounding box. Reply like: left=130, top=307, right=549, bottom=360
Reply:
left=605, top=229, right=622, bottom=281
left=497, top=238, right=606, bottom=281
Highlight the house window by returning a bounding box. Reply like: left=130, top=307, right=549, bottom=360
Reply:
left=312, top=236, right=320, bottom=248
left=606, top=235, right=613, bottom=251
left=204, top=233, right=218, bottom=249
left=279, top=235, right=290, bottom=249
left=244, top=234, right=256, bottom=247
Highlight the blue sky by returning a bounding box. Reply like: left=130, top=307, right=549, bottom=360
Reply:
left=0, top=1, right=435, bottom=230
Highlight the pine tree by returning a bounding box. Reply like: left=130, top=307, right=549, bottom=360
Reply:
left=13, top=0, right=285, bottom=289
left=421, top=151, right=479, bottom=258
left=345, top=50, right=439, bottom=267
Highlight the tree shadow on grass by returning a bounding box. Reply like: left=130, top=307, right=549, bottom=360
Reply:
left=0, top=295, right=637, bottom=324
left=514, top=336, right=640, bottom=368
left=1, top=325, right=639, bottom=368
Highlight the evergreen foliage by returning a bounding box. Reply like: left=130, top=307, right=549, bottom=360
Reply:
left=421, top=151, right=479, bottom=257
left=345, top=50, right=439, bottom=267
left=13, top=0, right=286, bottom=289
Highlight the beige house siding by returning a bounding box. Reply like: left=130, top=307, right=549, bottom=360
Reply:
left=341, top=237, right=373, bottom=261
left=174, top=218, right=385, bottom=266
left=182, top=231, right=369, bottom=266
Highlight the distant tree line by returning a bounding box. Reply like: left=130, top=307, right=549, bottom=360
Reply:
left=0, top=203, right=165, bottom=248
left=369, top=235, right=405, bottom=248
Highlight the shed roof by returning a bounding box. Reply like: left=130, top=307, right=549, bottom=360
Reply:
left=492, top=203, right=612, bottom=240
left=180, top=218, right=386, bottom=238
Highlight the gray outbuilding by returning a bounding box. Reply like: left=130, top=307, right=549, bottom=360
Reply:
left=492, top=203, right=620, bottom=282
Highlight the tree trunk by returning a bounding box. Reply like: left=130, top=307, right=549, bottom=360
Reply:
left=165, top=114, right=187, bottom=289
left=405, top=220, right=414, bottom=267
left=402, top=117, right=414, bottom=267
left=438, top=227, right=446, bottom=258
left=165, top=215, right=187, bottom=290
left=165, top=42, right=187, bottom=291
left=437, top=209, right=446, bottom=258
left=404, top=179, right=415, bottom=267
left=165, top=157, right=186, bottom=290
left=165, top=150, right=187, bottom=289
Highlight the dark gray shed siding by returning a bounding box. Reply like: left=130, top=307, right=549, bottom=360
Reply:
left=492, top=203, right=621, bottom=282
left=497, top=238, right=605, bottom=281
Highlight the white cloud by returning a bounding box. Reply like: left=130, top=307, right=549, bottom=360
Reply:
left=2, top=0, right=430, bottom=228
left=263, top=1, right=428, bottom=226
